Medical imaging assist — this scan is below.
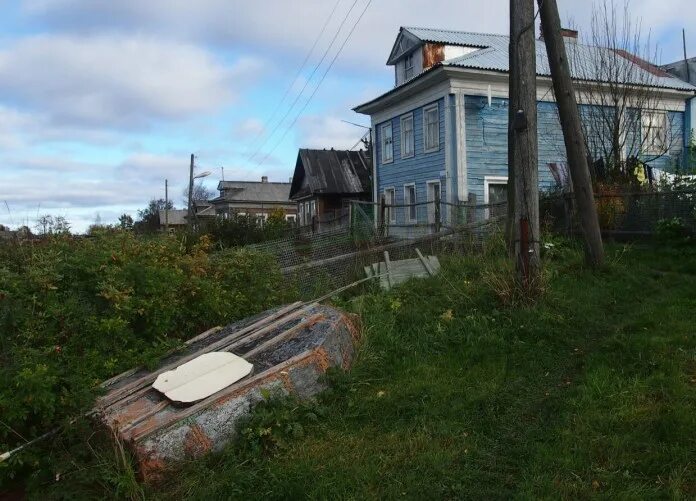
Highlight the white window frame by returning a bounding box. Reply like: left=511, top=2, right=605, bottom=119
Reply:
left=404, top=183, right=417, bottom=224
left=404, top=53, right=414, bottom=81
left=483, top=176, right=509, bottom=204
left=381, top=122, right=393, bottom=164
left=641, top=110, right=667, bottom=155
left=400, top=113, right=415, bottom=159
left=285, top=214, right=296, bottom=222
left=484, top=175, right=508, bottom=219
left=423, top=103, right=440, bottom=153
left=426, top=179, right=441, bottom=224
left=383, top=187, right=396, bottom=224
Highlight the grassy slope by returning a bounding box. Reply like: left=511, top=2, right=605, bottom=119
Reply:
left=152, top=243, right=696, bottom=499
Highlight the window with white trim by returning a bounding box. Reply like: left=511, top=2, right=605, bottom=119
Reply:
left=484, top=176, right=508, bottom=219
left=381, top=122, right=393, bottom=163
left=400, top=113, right=414, bottom=158
left=423, top=104, right=439, bottom=152
left=642, top=111, right=667, bottom=154
left=404, top=53, right=414, bottom=81
left=404, top=184, right=417, bottom=223
left=384, top=187, right=396, bottom=223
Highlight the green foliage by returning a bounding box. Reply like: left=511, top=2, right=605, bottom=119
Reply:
left=203, top=212, right=293, bottom=248
left=118, top=214, right=134, bottom=231
left=0, top=232, right=294, bottom=490
left=154, top=244, right=696, bottom=499
left=237, top=391, right=327, bottom=457
left=656, top=217, right=693, bottom=244
left=134, top=198, right=173, bottom=233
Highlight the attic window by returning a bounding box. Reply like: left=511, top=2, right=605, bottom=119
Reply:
left=404, top=53, right=414, bottom=80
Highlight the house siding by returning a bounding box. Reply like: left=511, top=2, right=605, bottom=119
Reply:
left=464, top=95, right=686, bottom=202
left=465, top=96, right=561, bottom=203
left=376, top=97, right=446, bottom=224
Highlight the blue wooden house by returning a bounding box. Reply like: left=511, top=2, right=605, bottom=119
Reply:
left=353, top=27, right=696, bottom=225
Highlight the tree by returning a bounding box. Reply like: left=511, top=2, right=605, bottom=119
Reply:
left=135, top=199, right=173, bottom=233
left=569, top=0, right=681, bottom=179
left=182, top=181, right=214, bottom=207
left=509, top=0, right=541, bottom=287
left=539, top=0, right=605, bottom=267
left=35, top=214, right=71, bottom=236
left=118, top=213, right=134, bottom=230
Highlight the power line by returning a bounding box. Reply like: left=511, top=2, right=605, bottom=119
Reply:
left=246, top=0, right=343, bottom=151
left=258, top=0, right=372, bottom=166
left=248, top=0, right=360, bottom=161
left=341, top=119, right=370, bottom=129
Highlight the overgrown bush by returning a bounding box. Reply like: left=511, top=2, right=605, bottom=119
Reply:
left=203, top=209, right=294, bottom=248
left=0, top=231, right=295, bottom=488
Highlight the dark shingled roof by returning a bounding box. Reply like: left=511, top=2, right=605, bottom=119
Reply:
left=289, top=149, right=372, bottom=200
left=212, top=180, right=291, bottom=203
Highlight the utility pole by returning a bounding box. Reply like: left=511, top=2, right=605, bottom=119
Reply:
left=165, top=179, right=169, bottom=232
left=510, top=0, right=540, bottom=286
left=683, top=29, right=691, bottom=83
left=187, top=153, right=194, bottom=231
left=506, top=0, right=518, bottom=254
left=538, top=0, right=605, bottom=266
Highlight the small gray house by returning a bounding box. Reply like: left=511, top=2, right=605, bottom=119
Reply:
left=210, top=176, right=296, bottom=223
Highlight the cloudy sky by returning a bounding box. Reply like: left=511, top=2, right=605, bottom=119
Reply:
left=1, top=0, right=694, bottom=231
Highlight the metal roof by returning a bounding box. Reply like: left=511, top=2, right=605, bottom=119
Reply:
left=356, top=27, right=696, bottom=113
left=441, top=35, right=696, bottom=92
left=402, top=27, right=510, bottom=50
left=215, top=180, right=291, bottom=203
left=289, top=149, right=372, bottom=200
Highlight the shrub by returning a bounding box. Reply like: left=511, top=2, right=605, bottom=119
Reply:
left=0, top=232, right=295, bottom=488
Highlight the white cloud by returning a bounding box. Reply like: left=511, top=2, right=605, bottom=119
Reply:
left=234, top=118, right=265, bottom=139
left=23, top=1, right=696, bottom=68
left=0, top=34, right=259, bottom=128
left=297, top=114, right=367, bottom=150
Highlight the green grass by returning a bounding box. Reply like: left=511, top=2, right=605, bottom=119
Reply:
left=16, top=239, right=693, bottom=499
left=141, top=242, right=696, bottom=500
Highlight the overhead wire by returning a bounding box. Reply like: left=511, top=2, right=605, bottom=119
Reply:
left=248, top=0, right=360, bottom=161
left=246, top=0, right=343, bottom=151
left=257, top=0, right=372, bottom=166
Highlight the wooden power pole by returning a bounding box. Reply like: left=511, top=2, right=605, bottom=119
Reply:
left=510, top=0, right=540, bottom=286
left=538, top=0, right=604, bottom=266
left=165, top=179, right=169, bottom=232
left=187, top=153, right=195, bottom=231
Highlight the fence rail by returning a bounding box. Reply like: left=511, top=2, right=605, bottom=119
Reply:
left=247, top=190, right=696, bottom=294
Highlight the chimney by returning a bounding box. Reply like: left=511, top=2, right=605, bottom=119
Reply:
left=261, top=176, right=268, bottom=183
left=561, top=28, right=579, bottom=44
left=539, top=23, right=578, bottom=44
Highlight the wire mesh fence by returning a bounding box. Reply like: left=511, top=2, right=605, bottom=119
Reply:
left=248, top=189, right=696, bottom=296
left=542, top=189, right=696, bottom=236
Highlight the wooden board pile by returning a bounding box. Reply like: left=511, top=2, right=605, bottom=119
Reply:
left=94, top=302, right=360, bottom=480
left=364, top=248, right=440, bottom=290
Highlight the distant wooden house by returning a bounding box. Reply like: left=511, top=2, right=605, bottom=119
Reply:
left=159, top=201, right=216, bottom=231
left=289, top=149, right=372, bottom=226
left=210, top=176, right=296, bottom=223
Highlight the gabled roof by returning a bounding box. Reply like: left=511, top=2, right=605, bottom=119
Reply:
left=159, top=209, right=187, bottom=226
left=289, top=149, right=372, bottom=200
left=356, top=26, right=696, bottom=114
left=213, top=180, right=291, bottom=204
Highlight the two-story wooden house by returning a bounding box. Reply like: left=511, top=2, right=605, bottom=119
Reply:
left=354, top=27, right=696, bottom=226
